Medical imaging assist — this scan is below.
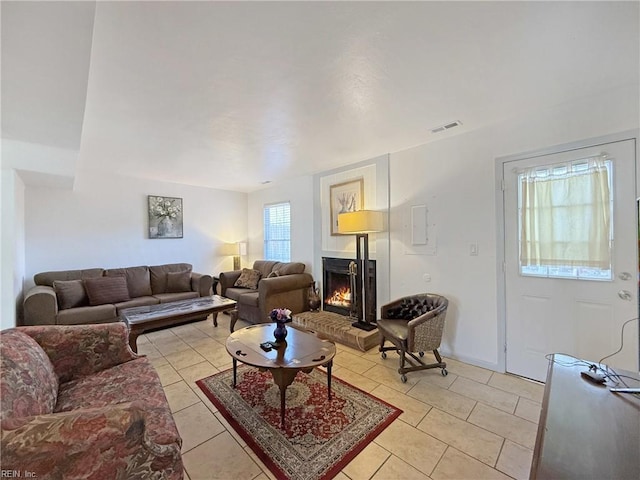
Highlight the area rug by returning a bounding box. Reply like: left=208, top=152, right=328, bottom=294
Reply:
left=196, top=365, right=402, bottom=480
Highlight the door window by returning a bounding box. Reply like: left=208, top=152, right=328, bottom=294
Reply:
left=518, top=155, right=613, bottom=281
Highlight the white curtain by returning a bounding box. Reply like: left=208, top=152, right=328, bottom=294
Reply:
left=520, top=156, right=611, bottom=268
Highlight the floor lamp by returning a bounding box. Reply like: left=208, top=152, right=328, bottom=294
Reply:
left=337, top=210, right=384, bottom=331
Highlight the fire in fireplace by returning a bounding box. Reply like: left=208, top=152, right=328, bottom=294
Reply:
left=322, top=257, right=376, bottom=318
left=322, top=257, right=352, bottom=316
left=325, top=281, right=351, bottom=308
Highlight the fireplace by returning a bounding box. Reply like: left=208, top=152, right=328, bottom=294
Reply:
left=322, top=257, right=376, bottom=321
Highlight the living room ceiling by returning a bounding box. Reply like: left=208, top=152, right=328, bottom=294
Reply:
left=2, top=1, right=638, bottom=193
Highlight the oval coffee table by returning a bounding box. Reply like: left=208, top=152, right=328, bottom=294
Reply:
left=226, top=323, right=336, bottom=428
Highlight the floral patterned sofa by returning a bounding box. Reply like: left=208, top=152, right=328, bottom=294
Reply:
left=0, top=322, right=183, bottom=479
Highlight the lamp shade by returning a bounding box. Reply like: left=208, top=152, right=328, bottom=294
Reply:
left=337, top=210, right=384, bottom=234
left=219, top=243, right=237, bottom=256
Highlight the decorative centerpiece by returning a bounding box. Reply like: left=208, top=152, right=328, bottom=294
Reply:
left=270, top=308, right=292, bottom=342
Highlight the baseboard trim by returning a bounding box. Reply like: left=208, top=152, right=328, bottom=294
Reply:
left=439, top=349, right=502, bottom=373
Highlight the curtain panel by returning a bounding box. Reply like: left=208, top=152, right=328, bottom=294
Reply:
left=519, top=156, right=611, bottom=269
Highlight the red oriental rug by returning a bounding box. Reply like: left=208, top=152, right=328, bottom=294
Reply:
left=196, top=365, right=402, bottom=480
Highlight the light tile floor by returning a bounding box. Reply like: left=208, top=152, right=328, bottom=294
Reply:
left=139, top=315, right=544, bottom=480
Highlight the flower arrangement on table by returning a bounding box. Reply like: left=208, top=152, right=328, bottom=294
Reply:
left=270, top=308, right=292, bottom=325
left=270, top=308, right=293, bottom=342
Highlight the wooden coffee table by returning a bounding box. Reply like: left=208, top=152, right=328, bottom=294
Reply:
left=121, top=295, right=236, bottom=352
left=226, top=323, right=336, bottom=428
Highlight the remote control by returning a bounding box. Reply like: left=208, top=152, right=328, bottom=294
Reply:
left=581, top=370, right=606, bottom=384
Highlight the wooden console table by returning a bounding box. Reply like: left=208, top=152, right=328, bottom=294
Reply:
left=530, top=353, right=640, bottom=479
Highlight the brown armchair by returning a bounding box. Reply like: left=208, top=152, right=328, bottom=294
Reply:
left=219, top=260, right=313, bottom=326
left=377, top=293, right=449, bottom=383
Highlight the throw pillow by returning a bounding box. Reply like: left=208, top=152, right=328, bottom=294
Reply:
left=105, top=266, right=152, bottom=298
left=166, top=270, right=191, bottom=293
left=53, top=279, right=88, bottom=310
left=234, top=268, right=262, bottom=289
left=266, top=270, right=280, bottom=278
left=84, top=276, right=131, bottom=306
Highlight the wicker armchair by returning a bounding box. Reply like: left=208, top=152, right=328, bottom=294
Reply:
left=377, top=293, right=448, bottom=382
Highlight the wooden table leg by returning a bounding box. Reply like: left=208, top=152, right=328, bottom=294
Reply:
left=229, top=309, right=238, bottom=333
left=128, top=329, right=140, bottom=354
left=212, top=312, right=218, bottom=327
left=232, top=358, right=237, bottom=387
left=270, top=369, right=300, bottom=428
left=326, top=360, right=333, bottom=400
left=279, top=384, right=286, bottom=428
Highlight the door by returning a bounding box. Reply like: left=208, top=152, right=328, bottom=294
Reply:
left=503, top=139, right=638, bottom=382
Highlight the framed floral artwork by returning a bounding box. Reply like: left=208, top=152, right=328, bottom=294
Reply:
left=329, top=178, right=363, bottom=235
left=148, top=195, right=183, bottom=239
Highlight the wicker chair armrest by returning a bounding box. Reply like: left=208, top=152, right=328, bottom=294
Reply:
left=406, top=304, right=448, bottom=352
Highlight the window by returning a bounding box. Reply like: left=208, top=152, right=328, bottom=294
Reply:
left=264, top=202, right=291, bottom=262
left=518, top=155, right=613, bottom=280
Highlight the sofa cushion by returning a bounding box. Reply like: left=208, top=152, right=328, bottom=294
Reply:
left=150, top=263, right=193, bottom=294
left=84, top=276, right=131, bottom=306
left=105, top=266, right=152, bottom=298
left=252, top=260, right=280, bottom=278
left=114, top=296, right=159, bottom=313
left=237, top=292, right=259, bottom=307
left=273, top=262, right=306, bottom=275
left=55, top=357, right=181, bottom=446
left=223, top=287, right=255, bottom=302
left=154, top=292, right=199, bottom=303
left=166, top=270, right=191, bottom=293
left=0, top=329, right=59, bottom=419
left=34, top=268, right=104, bottom=287
left=55, top=304, right=118, bottom=325
left=234, top=268, right=262, bottom=289
left=53, top=279, right=88, bottom=310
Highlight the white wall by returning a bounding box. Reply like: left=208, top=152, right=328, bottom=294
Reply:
left=389, top=83, right=639, bottom=369
left=247, top=175, right=315, bottom=273
left=24, top=170, right=247, bottom=292
left=1, top=169, right=26, bottom=329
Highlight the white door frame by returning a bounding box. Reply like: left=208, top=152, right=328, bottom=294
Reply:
left=495, top=130, right=640, bottom=375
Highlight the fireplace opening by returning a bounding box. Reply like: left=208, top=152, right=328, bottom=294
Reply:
left=322, top=257, right=376, bottom=320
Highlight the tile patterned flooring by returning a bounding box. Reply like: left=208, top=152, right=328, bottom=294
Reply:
left=140, top=315, right=544, bottom=480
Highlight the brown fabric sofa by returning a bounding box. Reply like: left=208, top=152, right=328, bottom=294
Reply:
left=23, top=263, right=212, bottom=326
left=219, top=260, right=313, bottom=324
left=0, top=322, right=183, bottom=479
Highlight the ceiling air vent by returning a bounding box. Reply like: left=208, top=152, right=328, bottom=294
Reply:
left=431, top=120, right=462, bottom=134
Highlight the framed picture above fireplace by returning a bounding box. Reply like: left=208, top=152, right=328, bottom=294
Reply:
left=329, top=178, right=363, bottom=236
